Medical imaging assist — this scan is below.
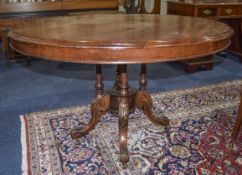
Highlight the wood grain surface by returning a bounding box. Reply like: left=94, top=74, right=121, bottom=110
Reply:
left=10, top=14, right=233, bottom=64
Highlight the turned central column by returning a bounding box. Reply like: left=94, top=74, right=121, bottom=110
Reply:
left=108, top=66, right=137, bottom=114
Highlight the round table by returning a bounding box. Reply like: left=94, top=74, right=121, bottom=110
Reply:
left=9, top=14, right=233, bottom=168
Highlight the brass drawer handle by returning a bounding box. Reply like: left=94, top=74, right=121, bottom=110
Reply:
left=225, top=9, right=233, bottom=14
left=203, top=9, right=212, bottom=15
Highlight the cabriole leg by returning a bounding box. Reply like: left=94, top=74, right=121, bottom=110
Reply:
left=118, top=65, right=129, bottom=168
left=71, top=65, right=110, bottom=139
left=135, top=64, right=169, bottom=126
left=231, top=94, right=242, bottom=140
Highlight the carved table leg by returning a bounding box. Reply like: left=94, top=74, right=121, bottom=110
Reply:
left=118, top=65, right=129, bottom=168
left=231, top=94, right=242, bottom=140
left=71, top=65, right=110, bottom=139
left=135, top=64, right=169, bottom=126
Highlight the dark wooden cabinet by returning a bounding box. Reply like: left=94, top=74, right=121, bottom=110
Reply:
left=167, top=0, right=242, bottom=72
left=0, top=0, right=119, bottom=14
left=0, top=0, right=119, bottom=31
left=62, top=0, right=119, bottom=11
left=0, top=0, right=119, bottom=65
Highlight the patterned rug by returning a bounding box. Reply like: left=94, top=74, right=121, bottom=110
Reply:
left=21, top=80, right=242, bottom=175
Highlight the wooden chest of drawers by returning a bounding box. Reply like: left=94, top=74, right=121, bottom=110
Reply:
left=167, top=0, right=242, bottom=18
left=167, top=0, right=242, bottom=73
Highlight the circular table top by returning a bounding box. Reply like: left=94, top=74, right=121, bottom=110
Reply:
left=10, top=14, right=233, bottom=64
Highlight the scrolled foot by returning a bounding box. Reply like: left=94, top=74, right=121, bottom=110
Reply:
left=122, top=163, right=127, bottom=169
left=71, top=127, right=88, bottom=139
left=71, top=94, right=110, bottom=140
left=120, top=147, right=129, bottom=169
left=135, top=91, right=169, bottom=126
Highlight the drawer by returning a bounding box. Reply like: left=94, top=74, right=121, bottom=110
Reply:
left=220, top=6, right=238, bottom=16
left=197, top=8, right=217, bottom=17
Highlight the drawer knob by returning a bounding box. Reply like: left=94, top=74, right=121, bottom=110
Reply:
left=203, top=9, right=212, bottom=15
left=225, top=9, right=233, bottom=14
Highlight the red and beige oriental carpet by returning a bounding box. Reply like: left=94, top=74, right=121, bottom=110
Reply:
left=21, top=80, right=242, bottom=175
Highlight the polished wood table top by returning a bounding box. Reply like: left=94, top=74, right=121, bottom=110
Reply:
left=9, top=14, right=233, bottom=168
left=10, top=14, right=233, bottom=64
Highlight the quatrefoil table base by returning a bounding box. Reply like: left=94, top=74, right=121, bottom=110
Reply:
left=70, top=64, right=170, bottom=168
